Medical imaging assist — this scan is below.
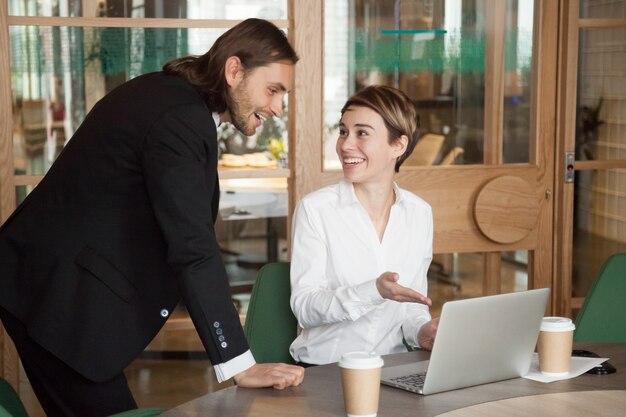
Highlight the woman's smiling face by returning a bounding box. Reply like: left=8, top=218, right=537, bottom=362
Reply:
left=336, top=105, right=405, bottom=185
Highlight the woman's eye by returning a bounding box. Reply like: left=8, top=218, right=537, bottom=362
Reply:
left=358, top=130, right=369, bottom=136
left=338, top=128, right=347, bottom=136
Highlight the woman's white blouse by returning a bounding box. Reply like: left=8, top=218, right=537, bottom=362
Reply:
left=289, top=179, right=433, bottom=365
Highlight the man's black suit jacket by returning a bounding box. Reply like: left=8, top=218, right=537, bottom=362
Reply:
left=0, top=72, right=249, bottom=382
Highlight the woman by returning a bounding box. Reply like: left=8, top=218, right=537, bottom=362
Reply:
left=290, top=85, right=438, bottom=365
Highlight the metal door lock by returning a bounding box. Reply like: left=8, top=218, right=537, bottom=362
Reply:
left=565, top=152, right=575, bottom=183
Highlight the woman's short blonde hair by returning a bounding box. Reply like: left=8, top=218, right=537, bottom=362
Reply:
left=341, top=85, right=420, bottom=172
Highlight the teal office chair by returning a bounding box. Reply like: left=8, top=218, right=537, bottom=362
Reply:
left=0, top=378, right=28, bottom=417
left=1, top=375, right=164, bottom=417
left=574, top=253, right=626, bottom=343
left=243, top=262, right=297, bottom=364
left=0, top=406, right=14, bottom=417
left=108, top=408, right=166, bottom=417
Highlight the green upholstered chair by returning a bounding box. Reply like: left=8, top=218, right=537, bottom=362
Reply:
left=0, top=375, right=164, bottom=417
left=0, top=405, right=14, bottom=417
left=107, top=407, right=166, bottom=417
left=0, top=378, right=28, bottom=417
left=243, top=262, right=297, bottom=364
left=574, top=253, right=626, bottom=343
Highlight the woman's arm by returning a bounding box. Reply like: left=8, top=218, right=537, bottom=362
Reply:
left=289, top=202, right=385, bottom=329
left=401, top=209, right=435, bottom=348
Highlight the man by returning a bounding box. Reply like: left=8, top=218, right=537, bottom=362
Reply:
left=0, top=18, right=303, bottom=416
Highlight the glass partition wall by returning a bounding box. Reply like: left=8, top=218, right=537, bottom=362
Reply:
left=323, top=0, right=535, bottom=169
left=8, top=0, right=291, bottom=296
left=9, top=3, right=290, bottom=181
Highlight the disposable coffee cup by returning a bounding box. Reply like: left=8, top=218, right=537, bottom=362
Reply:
left=537, top=317, right=575, bottom=376
left=338, top=351, right=384, bottom=417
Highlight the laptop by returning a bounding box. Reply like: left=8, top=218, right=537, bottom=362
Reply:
left=381, top=288, right=550, bottom=395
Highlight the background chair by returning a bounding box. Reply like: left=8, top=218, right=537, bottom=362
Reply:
left=243, top=262, right=297, bottom=364
left=0, top=378, right=28, bottom=417
left=574, top=253, right=626, bottom=343
left=403, top=133, right=445, bottom=166
left=439, top=146, right=464, bottom=165
left=20, top=99, right=47, bottom=157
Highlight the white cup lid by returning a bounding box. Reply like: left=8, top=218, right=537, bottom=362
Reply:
left=540, top=316, right=575, bottom=332
left=338, top=351, right=384, bottom=369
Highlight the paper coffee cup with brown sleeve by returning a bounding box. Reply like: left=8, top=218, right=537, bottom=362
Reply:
left=537, top=317, right=576, bottom=376
left=339, top=351, right=384, bottom=417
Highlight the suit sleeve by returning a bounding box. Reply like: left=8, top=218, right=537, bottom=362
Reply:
left=141, top=102, right=249, bottom=366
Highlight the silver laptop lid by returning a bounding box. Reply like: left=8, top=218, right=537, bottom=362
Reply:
left=382, top=288, right=550, bottom=395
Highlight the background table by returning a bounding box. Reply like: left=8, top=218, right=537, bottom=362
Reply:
left=219, top=179, right=288, bottom=266
left=160, top=342, right=626, bottom=417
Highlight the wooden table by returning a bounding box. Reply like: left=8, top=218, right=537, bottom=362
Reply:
left=160, top=343, right=626, bottom=417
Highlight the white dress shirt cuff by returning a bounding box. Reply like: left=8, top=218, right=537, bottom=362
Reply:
left=213, top=350, right=256, bottom=383
left=355, top=279, right=385, bottom=303
left=340, top=280, right=384, bottom=321
left=406, top=316, right=431, bottom=348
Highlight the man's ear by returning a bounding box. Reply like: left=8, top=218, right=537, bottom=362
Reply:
left=224, top=56, right=244, bottom=88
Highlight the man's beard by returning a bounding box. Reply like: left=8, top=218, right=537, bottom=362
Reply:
left=227, top=78, right=257, bottom=136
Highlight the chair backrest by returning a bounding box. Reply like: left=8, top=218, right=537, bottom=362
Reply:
left=107, top=407, right=166, bottom=417
left=403, top=133, right=445, bottom=166
left=0, top=375, right=163, bottom=417
left=21, top=99, right=47, bottom=127
left=0, top=378, right=28, bottom=417
left=440, top=146, right=464, bottom=165
left=0, top=405, right=13, bottom=417
left=574, top=253, right=626, bottom=343
left=243, top=262, right=297, bottom=364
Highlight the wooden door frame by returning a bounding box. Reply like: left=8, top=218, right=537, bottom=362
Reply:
left=0, top=0, right=19, bottom=388
left=553, top=0, right=579, bottom=318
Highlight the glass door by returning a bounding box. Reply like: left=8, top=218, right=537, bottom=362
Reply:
left=554, top=0, right=626, bottom=318
left=292, top=0, right=559, bottom=315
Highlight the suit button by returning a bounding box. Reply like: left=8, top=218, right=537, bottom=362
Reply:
left=160, top=309, right=169, bottom=318
left=213, top=321, right=220, bottom=328
left=218, top=335, right=225, bottom=342
left=221, top=342, right=228, bottom=348
left=216, top=328, right=223, bottom=335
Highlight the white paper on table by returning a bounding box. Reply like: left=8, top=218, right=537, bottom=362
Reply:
left=522, top=353, right=608, bottom=383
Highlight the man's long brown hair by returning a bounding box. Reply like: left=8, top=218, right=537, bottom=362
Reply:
left=163, top=18, right=299, bottom=112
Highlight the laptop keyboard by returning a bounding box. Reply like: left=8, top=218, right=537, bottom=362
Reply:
left=390, top=372, right=427, bottom=388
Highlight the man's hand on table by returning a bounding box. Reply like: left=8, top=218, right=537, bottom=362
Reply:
left=233, top=363, right=305, bottom=390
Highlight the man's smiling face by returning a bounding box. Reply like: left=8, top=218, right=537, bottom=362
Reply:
left=227, top=60, right=294, bottom=136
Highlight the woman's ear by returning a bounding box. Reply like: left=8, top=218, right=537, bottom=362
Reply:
left=224, top=56, right=244, bottom=88
left=394, top=135, right=409, bottom=158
